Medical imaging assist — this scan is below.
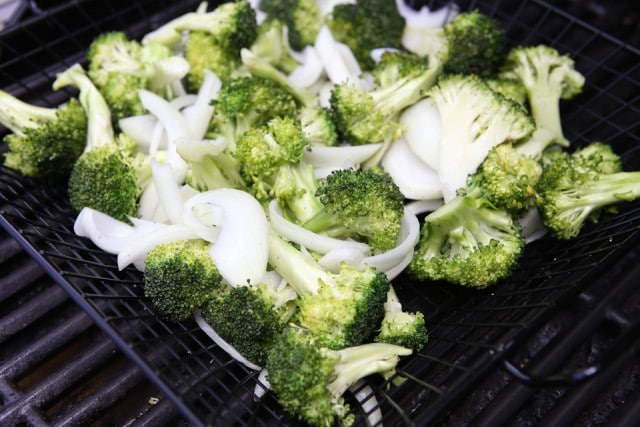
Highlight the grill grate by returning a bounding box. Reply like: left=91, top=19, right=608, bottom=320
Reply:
left=1, top=0, right=640, bottom=426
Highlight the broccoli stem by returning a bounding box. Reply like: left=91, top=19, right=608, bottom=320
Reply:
left=554, top=172, right=640, bottom=209
left=0, top=91, right=57, bottom=133
left=529, top=91, right=568, bottom=147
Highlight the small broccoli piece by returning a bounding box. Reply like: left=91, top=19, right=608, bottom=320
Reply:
left=326, top=0, right=405, bottom=70
left=268, top=231, right=390, bottom=349
left=374, top=286, right=428, bottom=352
left=442, top=10, right=507, bottom=77
left=485, top=78, right=528, bottom=106
left=54, top=64, right=152, bottom=222
left=233, top=115, right=310, bottom=201
left=259, top=0, right=323, bottom=52
left=536, top=142, right=640, bottom=240
left=210, top=75, right=299, bottom=146
left=0, top=91, right=87, bottom=179
left=273, top=161, right=324, bottom=224
left=329, top=50, right=438, bottom=150
left=299, top=105, right=339, bottom=146
left=266, top=326, right=412, bottom=427
left=408, top=194, right=525, bottom=287
left=500, top=45, right=585, bottom=152
left=201, top=277, right=298, bottom=366
left=302, top=168, right=405, bottom=252
left=183, top=30, right=242, bottom=90
left=572, top=141, right=622, bottom=174
left=143, top=239, right=224, bottom=322
left=249, top=18, right=299, bottom=75
left=429, top=74, right=536, bottom=202
left=460, top=143, right=543, bottom=217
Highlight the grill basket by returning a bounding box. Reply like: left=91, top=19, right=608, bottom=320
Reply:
left=1, top=1, right=639, bottom=426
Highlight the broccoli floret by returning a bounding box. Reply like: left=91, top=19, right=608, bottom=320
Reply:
left=259, top=0, right=323, bottom=52
left=408, top=194, right=525, bottom=287
left=302, top=168, right=405, bottom=252
left=183, top=30, right=242, bottom=90
left=201, top=277, right=298, bottom=366
left=143, top=239, right=224, bottom=322
left=572, top=141, right=622, bottom=174
left=0, top=91, right=87, bottom=179
left=429, top=74, right=536, bottom=202
left=441, top=10, right=507, bottom=77
left=249, top=18, right=299, bottom=75
left=268, top=231, right=390, bottom=349
left=211, top=75, right=299, bottom=146
left=298, top=105, right=339, bottom=146
left=500, top=45, right=585, bottom=153
left=460, top=143, right=543, bottom=217
left=485, top=77, right=528, bottom=106
left=54, top=64, right=152, bottom=222
left=326, top=0, right=405, bottom=70
left=233, top=115, right=310, bottom=201
left=329, top=50, right=438, bottom=151
left=536, top=142, right=640, bottom=240
left=374, top=285, right=428, bottom=352
left=266, top=326, right=411, bottom=427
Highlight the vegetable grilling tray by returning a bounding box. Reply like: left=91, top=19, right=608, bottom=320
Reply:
left=1, top=0, right=639, bottom=425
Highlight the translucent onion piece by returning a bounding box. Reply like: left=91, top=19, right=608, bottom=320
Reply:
left=318, top=247, right=366, bottom=273
left=520, top=207, right=548, bottom=244
left=74, top=207, right=144, bottom=254
left=151, top=160, right=185, bottom=225
left=287, top=46, right=324, bottom=89
left=395, top=0, right=459, bottom=28
left=405, top=199, right=443, bottom=216
left=118, top=114, right=164, bottom=150
left=304, top=143, right=383, bottom=169
left=400, top=97, right=442, bottom=172
left=315, top=26, right=362, bottom=86
left=182, top=197, right=224, bottom=243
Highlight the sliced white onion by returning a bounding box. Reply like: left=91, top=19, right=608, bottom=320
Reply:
left=405, top=199, right=443, bottom=216
left=269, top=200, right=371, bottom=255
left=304, top=143, right=383, bottom=169
left=381, top=138, right=442, bottom=200
left=150, top=56, right=191, bottom=92
left=194, top=309, right=261, bottom=371
left=318, top=247, right=366, bottom=273
left=181, top=70, right=220, bottom=139
left=73, top=207, right=150, bottom=255
left=186, top=189, right=269, bottom=287
left=119, top=114, right=164, bottom=150
left=253, top=369, right=271, bottom=399
left=151, top=160, right=185, bottom=225
left=287, top=46, right=325, bottom=89
left=315, top=26, right=362, bottom=86
left=520, top=207, right=548, bottom=244
left=182, top=197, right=225, bottom=243
left=395, top=0, right=459, bottom=29
left=400, top=97, right=441, bottom=171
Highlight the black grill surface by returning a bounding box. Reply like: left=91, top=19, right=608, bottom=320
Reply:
left=1, top=1, right=639, bottom=426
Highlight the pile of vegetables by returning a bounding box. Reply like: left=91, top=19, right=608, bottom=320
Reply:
left=2, top=1, right=640, bottom=425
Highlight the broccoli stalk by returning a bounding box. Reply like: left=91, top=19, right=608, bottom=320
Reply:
left=407, top=193, right=525, bottom=287
left=249, top=18, right=300, bottom=75
left=268, top=230, right=390, bottom=350
left=0, top=90, right=87, bottom=179
left=536, top=142, right=640, bottom=240
left=500, top=45, right=585, bottom=154
left=266, top=326, right=411, bottom=427
left=374, top=285, right=428, bottom=352
left=54, top=64, right=152, bottom=222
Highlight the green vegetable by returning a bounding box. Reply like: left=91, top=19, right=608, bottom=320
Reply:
left=374, top=285, right=428, bottom=351
left=259, top=0, right=323, bottom=51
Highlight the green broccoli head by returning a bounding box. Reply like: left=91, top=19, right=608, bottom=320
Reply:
left=86, top=31, right=144, bottom=87
left=500, top=44, right=585, bottom=148
left=259, top=0, right=323, bottom=51
left=372, top=50, right=433, bottom=89
left=303, top=168, right=405, bottom=252
left=408, top=195, right=525, bottom=287
left=266, top=326, right=411, bottom=427
left=572, top=141, right=622, bottom=174
left=183, top=30, right=242, bottom=90
left=326, top=0, right=405, bottom=70
left=298, top=105, right=339, bottom=146
left=1, top=93, right=87, bottom=179
left=536, top=142, right=640, bottom=240
left=374, top=286, right=428, bottom=352
left=143, top=239, right=223, bottom=322
left=442, top=9, right=507, bottom=77
left=201, top=281, right=297, bottom=366
left=461, top=143, right=543, bottom=217
left=485, top=78, right=528, bottom=106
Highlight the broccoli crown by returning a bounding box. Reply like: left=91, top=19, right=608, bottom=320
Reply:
left=2, top=96, right=87, bottom=179
left=442, top=9, right=507, bottom=77
left=408, top=195, right=525, bottom=287
left=304, top=168, right=405, bottom=251
left=266, top=326, right=411, bottom=427
left=294, top=263, right=390, bottom=350
left=68, top=136, right=149, bottom=222
left=485, top=77, right=528, bottom=106
left=326, top=0, right=405, bottom=70
left=461, top=143, right=543, bottom=216
left=203, top=0, right=258, bottom=53
left=234, top=116, right=310, bottom=200
left=536, top=143, right=640, bottom=240
left=259, top=0, right=322, bottom=51
left=183, top=31, right=241, bottom=90
left=372, top=50, right=432, bottom=89
left=143, top=239, right=223, bottom=322
left=249, top=18, right=299, bottom=75
left=87, top=31, right=144, bottom=87
left=201, top=282, right=296, bottom=366
left=500, top=44, right=585, bottom=147
left=182, top=146, right=246, bottom=192
left=375, top=310, right=428, bottom=352
left=273, top=161, right=324, bottom=224
left=572, top=141, right=622, bottom=174
left=99, top=72, right=149, bottom=119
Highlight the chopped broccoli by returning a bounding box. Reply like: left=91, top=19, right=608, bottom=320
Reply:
left=201, top=277, right=298, bottom=366
left=536, top=142, right=640, bottom=240
left=259, top=0, right=323, bottom=52
left=143, top=239, right=224, bottom=322
left=329, top=50, right=438, bottom=152
left=298, top=105, right=339, bottom=146
left=429, top=74, right=536, bottom=202
left=183, top=30, right=242, bottom=90
left=268, top=231, right=390, bottom=349
left=460, top=143, right=543, bottom=217
left=266, top=326, right=411, bottom=427
left=249, top=18, right=299, bottom=75
left=302, top=168, right=405, bottom=252
left=326, top=0, right=405, bottom=70
left=0, top=91, right=87, bottom=179
left=500, top=45, right=585, bottom=152
left=374, top=285, right=428, bottom=352
left=485, top=77, right=528, bottom=106
left=572, top=141, right=622, bottom=174
left=408, top=193, right=525, bottom=287
left=54, top=64, right=152, bottom=222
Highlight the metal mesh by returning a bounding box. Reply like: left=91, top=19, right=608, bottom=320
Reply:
left=1, top=0, right=639, bottom=425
